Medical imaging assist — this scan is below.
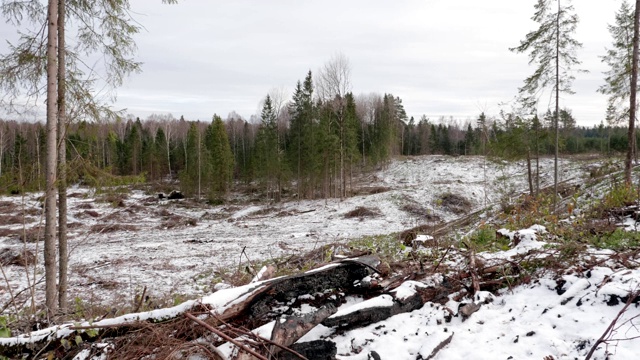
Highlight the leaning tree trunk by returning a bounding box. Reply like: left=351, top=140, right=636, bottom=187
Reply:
left=626, top=0, right=640, bottom=186
left=44, top=0, right=59, bottom=315
left=57, top=0, right=68, bottom=312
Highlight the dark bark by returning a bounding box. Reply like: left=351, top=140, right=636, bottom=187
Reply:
left=270, top=304, right=337, bottom=355
left=322, top=282, right=448, bottom=330
left=278, top=340, right=337, bottom=360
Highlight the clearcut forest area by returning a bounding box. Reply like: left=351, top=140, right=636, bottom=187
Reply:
left=2, top=154, right=640, bottom=359
left=2, top=0, right=640, bottom=360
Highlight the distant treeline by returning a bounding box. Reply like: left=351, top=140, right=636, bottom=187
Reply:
left=0, top=89, right=632, bottom=200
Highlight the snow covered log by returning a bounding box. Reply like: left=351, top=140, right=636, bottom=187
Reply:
left=0, top=256, right=379, bottom=358
left=322, top=279, right=447, bottom=330
left=269, top=304, right=337, bottom=354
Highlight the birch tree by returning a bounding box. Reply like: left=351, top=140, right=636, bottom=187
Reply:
left=0, top=0, right=178, bottom=315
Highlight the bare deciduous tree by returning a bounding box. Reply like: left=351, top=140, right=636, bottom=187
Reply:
left=316, top=52, right=352, bottom=101
left=316, top=53, right=354, bottom=198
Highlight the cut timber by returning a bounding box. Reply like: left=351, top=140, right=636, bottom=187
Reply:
left=270, top=304, right=337, bottom=355
left=323, top=280, right=448, bottom=330
left=246, top=256, right=378, bottom=322
left=0, top=256, right=378, bottom=358
left=278, top=340, right=337, bottom=360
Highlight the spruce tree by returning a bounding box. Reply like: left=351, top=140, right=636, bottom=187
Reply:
left=179, top=123, right=200, bottom=197
left=288, top=72, right=315, bottom=198
left=255, top=95, right=283, bottom=200
left=205, top=115, right=234, bottom=201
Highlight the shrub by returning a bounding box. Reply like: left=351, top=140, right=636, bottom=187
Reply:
left=589, top=228, right=640, bottom=251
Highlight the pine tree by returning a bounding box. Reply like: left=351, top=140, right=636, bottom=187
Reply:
left=600, top=1, right=635, bottom=114
left=511, top=0, right=583, bottom=211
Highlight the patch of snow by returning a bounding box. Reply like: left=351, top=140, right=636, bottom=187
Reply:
left=330, top=294, right=395, bottom=319
left=391, top=281, right=427, bottom=301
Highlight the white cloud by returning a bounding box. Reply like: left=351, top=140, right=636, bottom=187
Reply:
left=0, top=0, right=624, bottom=125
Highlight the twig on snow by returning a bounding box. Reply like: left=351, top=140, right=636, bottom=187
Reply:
left=585, top=290, right=640, bottom=360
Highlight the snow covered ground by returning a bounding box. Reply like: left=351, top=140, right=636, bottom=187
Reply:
left=0, top=155, right=595, bottom=309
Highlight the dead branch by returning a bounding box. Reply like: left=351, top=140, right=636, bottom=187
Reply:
left=468, top=250, right=481, bottom=295
left=212, top=316, right=309, bottom=360
left=424, top=332, right=454, bottom=360
left=185, top=312, right=267, bottom=360
left=585, top=290, right=640, bottom=360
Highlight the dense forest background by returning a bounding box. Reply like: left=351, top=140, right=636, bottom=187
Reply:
left=0, top=69, right=634, bottom=201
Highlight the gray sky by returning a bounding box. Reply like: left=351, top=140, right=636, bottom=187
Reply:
left=0, top=1, right=626, bottom=126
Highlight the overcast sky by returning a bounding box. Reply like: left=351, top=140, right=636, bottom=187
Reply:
left=0, top=1, right=626, bottom=126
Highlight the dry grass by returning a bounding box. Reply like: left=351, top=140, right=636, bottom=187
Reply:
left=0, top=228, right=14, bottom=237
left=101, top=211, right=140, bottom=223
left=2, top=224, right=72, bottom=242
left=0, top=248, right=36, bottom=266
left=75, top=202, right=93, bottom=209
left=354, top=186, right=391, bottom=195
left=97, top=193, right=128, bottom=207
left=159, top=215, right=197, bottom=230
left=0, top=214, right=36, bottom=225
left=401, top=203, right=441, bottom=221
left=439, top=193, right=472, bottom=215
left=75, top=210, right=100, bottom=219
left=90, top=223, right=138, bottom=233
left=17, top=227, right=43, bottom=242
left=344, top=206, right=381, bottom=219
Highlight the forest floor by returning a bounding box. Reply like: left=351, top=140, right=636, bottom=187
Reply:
left=1, top=154, right=639, bottom=359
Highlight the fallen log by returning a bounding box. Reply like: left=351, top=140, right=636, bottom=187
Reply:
left=322, top=279, right=449, bottom=330
left=278, top=340, right=337, bottom=360
left=0, top=256, right=379, bottom=358
left=269, top=304, right=337, bottom=355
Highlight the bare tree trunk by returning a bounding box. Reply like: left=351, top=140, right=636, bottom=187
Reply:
left=34, top=128, right=41, bottom=191
left=361, top=121, right=366, bottom=167
left=0, top=128, right=3, bottom=178
left=527, top=150, right=533, bottom=196
left=44, top=0, right=59, bottom=316
left=627, top=0, right=640, bottom=185
left=553, top=0, right=560, bottom=212
left=197, top=128, right=201, bottom=201
left=57, top=0, right=68, bottom=312
left=164, top=123, right=172, bottom=179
